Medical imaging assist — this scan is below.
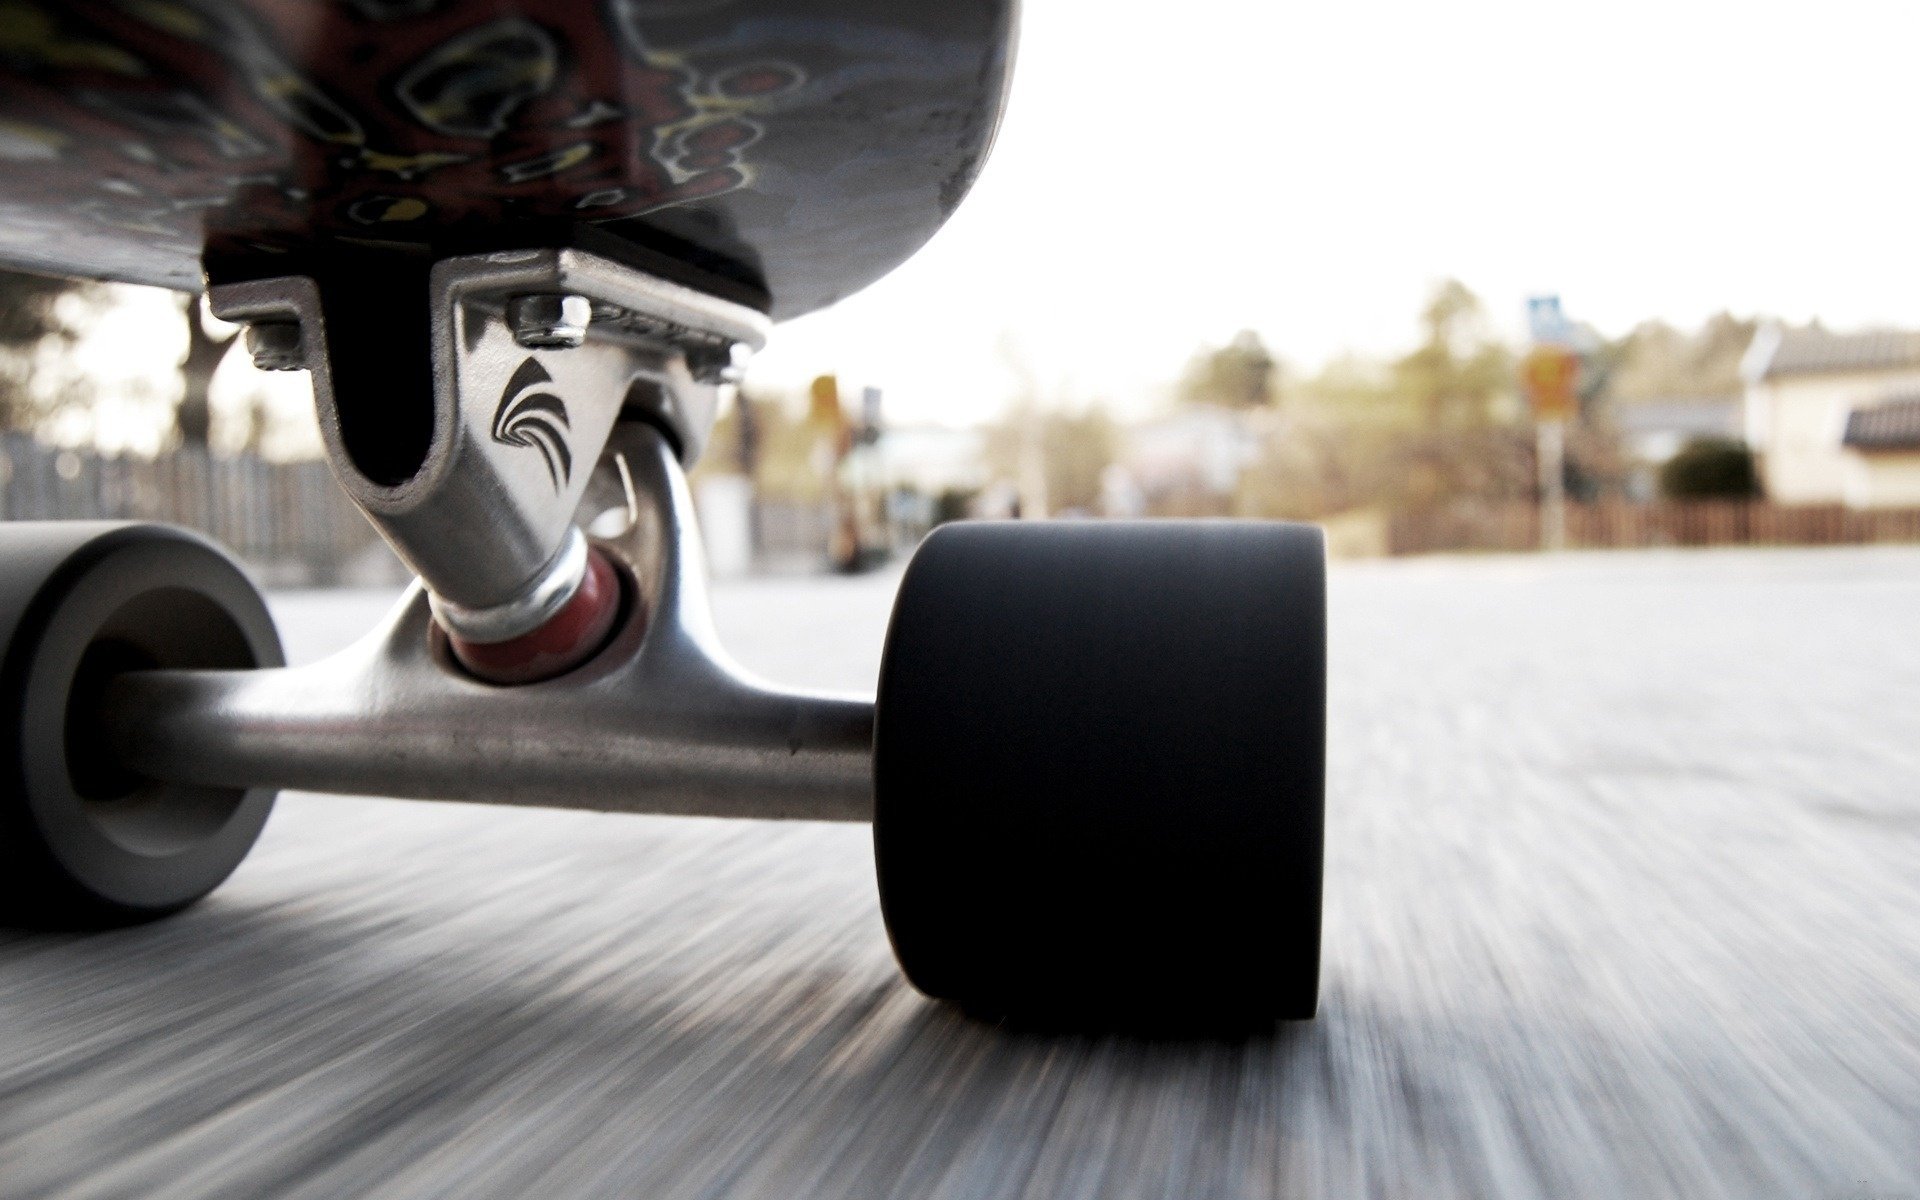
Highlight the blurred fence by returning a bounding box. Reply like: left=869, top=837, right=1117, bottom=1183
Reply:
left=0, top=436, right=843, bottom=583
left=1388, top=500, right=1920, bottom=555
left=0, top=435, right=399, bottom=586
left=29, top=435, right=1906, bottom=576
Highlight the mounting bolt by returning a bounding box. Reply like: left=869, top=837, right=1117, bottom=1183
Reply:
left=508, top=293, right=593, bottom=349
left=245, top=321, right=305, bottom=371
left=689, top=342, right=749, bottom=384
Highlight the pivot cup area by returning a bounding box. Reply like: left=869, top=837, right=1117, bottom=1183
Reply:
left=445, top=546, right=624, bottom=684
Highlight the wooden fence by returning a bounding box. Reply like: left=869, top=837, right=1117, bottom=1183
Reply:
left=1388, top=500, right=1920, bottom=556
left=0, top=435, right=397, bottom=585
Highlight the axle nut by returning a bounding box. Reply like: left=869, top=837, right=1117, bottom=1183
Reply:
left=246, top=321, right=305, bottom=371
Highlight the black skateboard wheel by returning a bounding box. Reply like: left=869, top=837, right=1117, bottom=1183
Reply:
left=0, top=523, right=282, bottom=927
left=874, top=521, right=1326, bottom=1029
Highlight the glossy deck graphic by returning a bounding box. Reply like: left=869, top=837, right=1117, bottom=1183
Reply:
left=0, top=0, right=1015, bottom=316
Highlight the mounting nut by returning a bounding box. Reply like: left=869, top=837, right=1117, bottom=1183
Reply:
left=245, top=321, right=305, bottom=371
left=508, top=293, right=593, bottom=350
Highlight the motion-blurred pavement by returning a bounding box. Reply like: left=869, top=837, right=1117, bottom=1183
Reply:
left=3, top=548, right=1917, bottom=1198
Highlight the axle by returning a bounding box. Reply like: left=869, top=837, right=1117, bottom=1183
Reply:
left=96, top=422, right=874, bottom=824
left=97, top=617, right=875, bottom=823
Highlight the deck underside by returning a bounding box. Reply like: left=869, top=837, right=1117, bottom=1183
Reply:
left=0, top=0, right=1014, bottom=317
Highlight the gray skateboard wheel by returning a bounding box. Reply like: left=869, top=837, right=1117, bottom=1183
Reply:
left=0, top=523, right=282, bottom=927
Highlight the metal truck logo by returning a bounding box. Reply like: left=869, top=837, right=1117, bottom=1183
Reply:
left=492, top=359, right=572, bottom=490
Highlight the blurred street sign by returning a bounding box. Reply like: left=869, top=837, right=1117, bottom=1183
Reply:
left=1524, top=296, right=1577, bottom=553
left=1527, top=295, right=1573, bottom=347
left=1521, top=346, right=1580, bottom=420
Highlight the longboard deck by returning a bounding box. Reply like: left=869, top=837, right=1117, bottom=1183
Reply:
left=0, top=0, right=1015, bottom=318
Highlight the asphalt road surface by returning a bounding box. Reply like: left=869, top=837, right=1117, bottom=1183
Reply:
left=4, top=546, right=1918, bottom=1199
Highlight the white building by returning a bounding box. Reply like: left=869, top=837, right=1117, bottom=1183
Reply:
left=1742, top=325, right=1920, bottom=507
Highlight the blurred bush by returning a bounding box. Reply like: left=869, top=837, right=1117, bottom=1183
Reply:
left=1659, top=438, right=1759, bottom=499
left=932, top=488, right=976, bottom=527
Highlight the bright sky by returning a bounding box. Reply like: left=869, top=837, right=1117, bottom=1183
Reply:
left=746, top=0, right=1920, bottom=423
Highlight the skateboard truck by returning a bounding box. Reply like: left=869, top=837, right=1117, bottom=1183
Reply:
left=210, top=248, right=768, bottom=682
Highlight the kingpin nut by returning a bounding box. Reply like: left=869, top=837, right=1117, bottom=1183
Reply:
left=508, top=294, right=593, bottom=350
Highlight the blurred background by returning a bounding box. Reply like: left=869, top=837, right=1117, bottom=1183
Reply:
left=2, top=0, right=1918, bottom=577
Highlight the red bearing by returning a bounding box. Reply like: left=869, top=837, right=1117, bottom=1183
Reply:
left=447, top=548, right=623, bottom=684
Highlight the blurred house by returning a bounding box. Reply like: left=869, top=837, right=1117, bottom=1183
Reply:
left=1743, top=325, right=1920, bottom=507
left=1614, top=397, right=1743, bottom=500
left=1840, top=395, right=1920, bottom=505
left=1117, top=407, right=1259, bottom=514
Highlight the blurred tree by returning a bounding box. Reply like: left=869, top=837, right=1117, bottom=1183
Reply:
left=1178, top=330, right=1279, bottom=408
left=707, top=389, right=834, bottom=502
left=984, top=405, right=1117, bottom=514
left=1599, top=313, right=1757, bottom=405
left=1392, top=279, right=1512, bottom=429
left=1231, top=282, right=1569, bottom=519
left=1370, top=281, right=1527, bottom=510
left=1222, top=291, right=1776, bottom=520
left=0, top=268, right=95, bottom=432
left=1659, top=437, right=1759, bottom=499
left=1233, top=415, right=1353, bottom=520
left=175, top=295, right=238, bottom=448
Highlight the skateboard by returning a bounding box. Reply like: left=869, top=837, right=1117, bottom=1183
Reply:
left=0, top=0, right=1324, bottom=1029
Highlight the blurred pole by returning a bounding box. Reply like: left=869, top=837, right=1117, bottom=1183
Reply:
left=1521, top=297, right=1578, bottom=555
left=1016, top=408, right=1048, bottom=519
left=1538, top=417, right=1566, bottom=552
left=860, top=386, right=891, bottom=549
left=735, top=391, right=761, bottom=561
